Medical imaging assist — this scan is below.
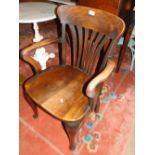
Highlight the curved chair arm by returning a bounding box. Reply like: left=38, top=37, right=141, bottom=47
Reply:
left=20, top=38, right=61, bottom=74
left=86, top=59, right=116, bottom=98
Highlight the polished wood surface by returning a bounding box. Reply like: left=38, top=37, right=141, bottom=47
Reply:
left=57, top=5, right=124, bottom=75
left=57, top=5, right=125, bottom=35
left=21, top=5, right=125, bottom=150
left=79, top=0, right=135, bottom=19
left=79, top=0, right=121, bottom=15
left=86, top=59, right=116, bottom=98
left=78, top=0, right=135, bottom=72
left=25, top=65, right=90, bottom=121
left=116, top=10, right=135, bottom=71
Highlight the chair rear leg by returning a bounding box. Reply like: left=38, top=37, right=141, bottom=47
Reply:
left=116, top=27, right=133, bottom=72
left=62, top=120, right=81, bottom=150
left=95, top=97, right=100, bottom=113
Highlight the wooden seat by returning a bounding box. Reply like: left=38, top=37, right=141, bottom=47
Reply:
left=24, top=65, right=90, bottom=121
left=20, top=5, right=125, bottom=150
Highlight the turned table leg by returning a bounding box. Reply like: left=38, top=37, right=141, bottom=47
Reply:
left=33, top=22, right=43, bottom=42
left=31, top=22, right=55, bottom=70
left=19, top=2, right=57, bottom=84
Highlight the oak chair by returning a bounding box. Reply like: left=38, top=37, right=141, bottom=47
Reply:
left=20, top=5, right=125, bottom=150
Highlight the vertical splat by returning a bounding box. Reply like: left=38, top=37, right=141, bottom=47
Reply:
left=81, top=28, right=89, bottom=69
left=68, top=25, right=78, bottom=66
left=84, top=31, right=98, bottom=71
left=86, top=34, right=106, bottom=74
left=98, top=39, right=115, bottom=72
left=76, top=26, right=84, bottom=67
left=61, top=24, right=66, bottom=65
left=64, top=25, right=118, bottom=75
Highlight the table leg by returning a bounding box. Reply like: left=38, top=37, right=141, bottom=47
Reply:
left=32, top=22, right=55, bottom=70
left=33, top=22, right=43, bottom=42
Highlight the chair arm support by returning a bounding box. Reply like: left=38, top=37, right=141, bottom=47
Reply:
left=20, top=38, right=61, bottom=74
left=86, top=59, right=116, bottom=98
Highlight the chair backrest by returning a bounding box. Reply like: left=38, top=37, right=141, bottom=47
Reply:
left=57, top=5, right=125, bottom=75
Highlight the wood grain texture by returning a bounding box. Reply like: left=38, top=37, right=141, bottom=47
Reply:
left=116, top=10, right=135, bottom=72
left=24, top=65, right=90, bottom=121
left=86, top=59, right=116, bottom=98
left=78, top=0, right=135, bottom=19
left=79, top=0, right=122, bottom=15
left=57, top=5, right=125, bottom=36
left=78, top=0, right=135, bottom=72
left=57, top=5, right=124, bottom=75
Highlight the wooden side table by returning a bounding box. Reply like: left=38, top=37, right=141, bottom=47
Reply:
left=19, top=2, right=57, bottom=70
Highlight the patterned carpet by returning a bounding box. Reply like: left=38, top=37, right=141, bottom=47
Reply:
left=19, top=20, right=135, bottom=155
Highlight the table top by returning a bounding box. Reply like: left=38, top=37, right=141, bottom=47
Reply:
left=49, top=0, right=76, bottom=5
left=19, top=2, right=57, bottom=23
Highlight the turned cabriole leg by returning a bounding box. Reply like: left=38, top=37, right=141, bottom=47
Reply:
left=62, top=121, right=81, bottom=150
left=31, top=22, right=55, bottom=70
left=24, top=93, right=38, bottom=118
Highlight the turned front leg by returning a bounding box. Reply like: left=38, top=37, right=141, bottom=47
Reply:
left=31, top=22, right=56, bottom=70
left=24, top=93, right=38, bottom=118
left=62, top=121, right=81, bottom=150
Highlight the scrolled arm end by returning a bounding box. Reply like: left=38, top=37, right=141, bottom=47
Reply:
left=86, top=59, right=116, bottom=98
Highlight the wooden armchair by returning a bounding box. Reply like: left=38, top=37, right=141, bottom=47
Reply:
left=20, top=5, right=125, bottom=150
